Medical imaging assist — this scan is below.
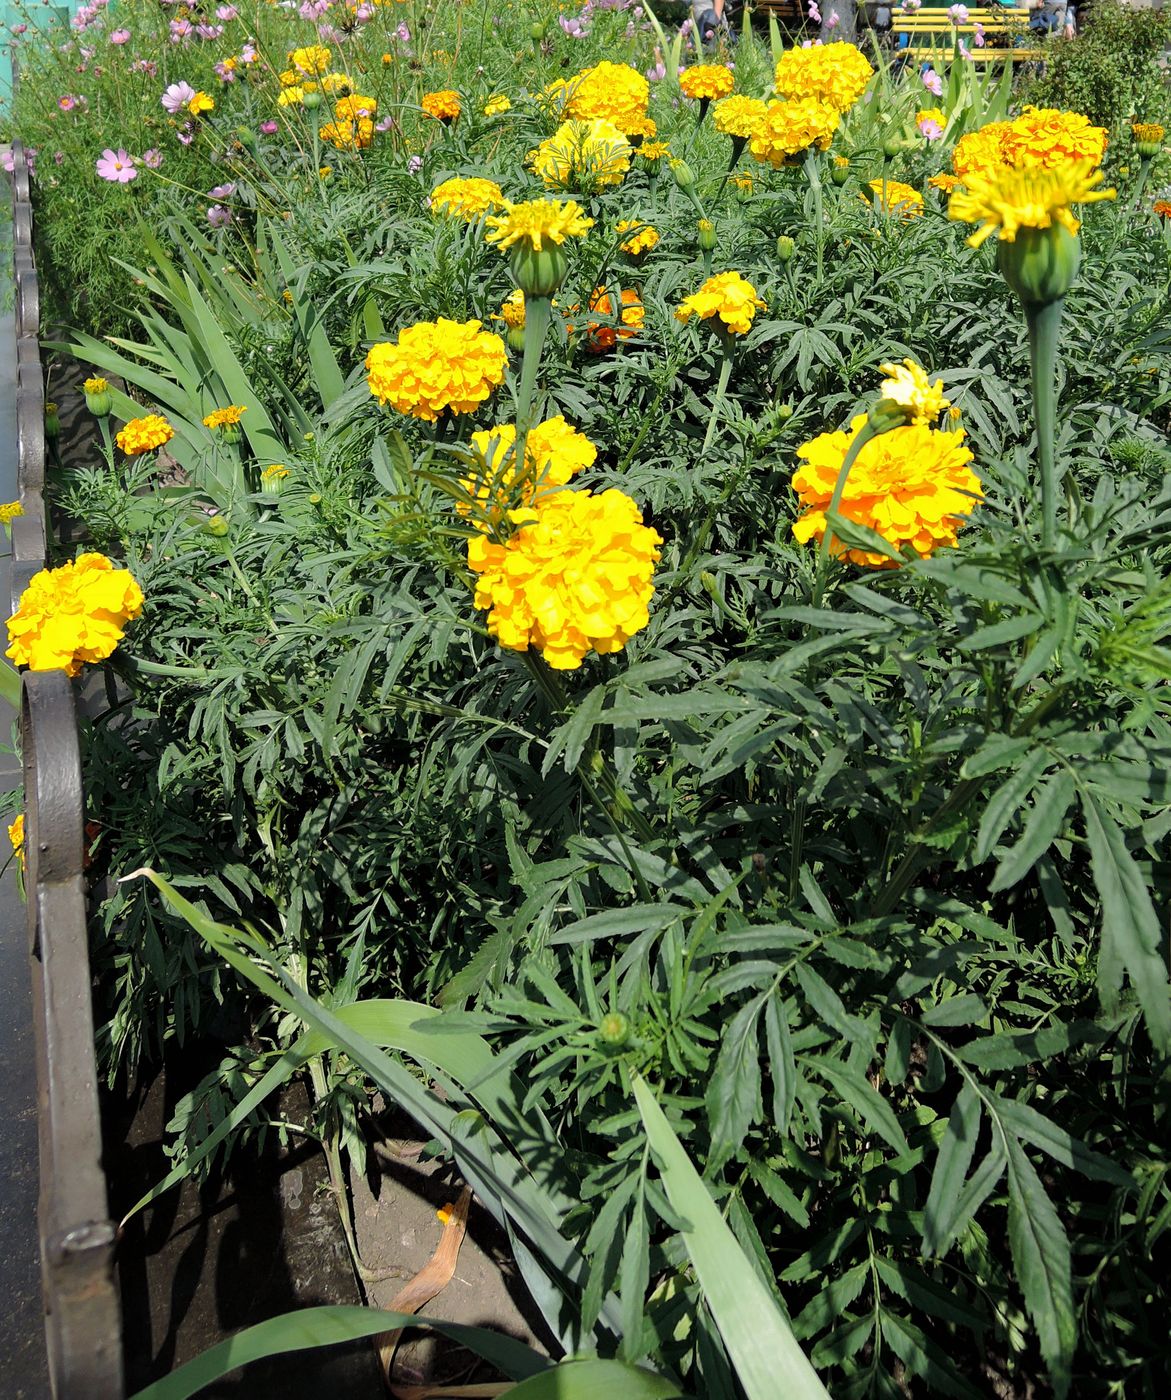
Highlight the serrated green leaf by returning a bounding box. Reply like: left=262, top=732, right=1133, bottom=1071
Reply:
left=990, top=769, right=1076, bottom=892
left=922, top=1082, right=982, bottom=1257
left=808, top=1057, right=909, bottom=1156
left=707, top=994, right=765, bottom=1166
left=974, top=747, right=1051, bottom=863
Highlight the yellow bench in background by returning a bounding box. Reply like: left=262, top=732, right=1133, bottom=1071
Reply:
left=892, top=6, right=1045, bottom=61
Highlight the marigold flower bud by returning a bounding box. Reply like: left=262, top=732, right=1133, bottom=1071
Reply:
left=882, top=135, right=903, bottom=160
left=83, top=377, right=112, bottom=417
left=506, top=325, right=526, bottom=352
left=776, top=234, right=795, bottom=263
left=670, top=157, right=696, bottom=190
left=44, top=402, right=60, bottom=441
left=235, top=127, right=257, bottom=151
left=302, top=89, right=322, bottom=110
left=509, top=241, right=568, bottom=298
left=997, top=222, right=1081, bottom=307
left=697, top=219, right=717, bottom=252
left=830, top=159, right=850, bottom=187
left=203, top=514, right=230, bottom=537
left=598, top=1011, right=631, bottom=1047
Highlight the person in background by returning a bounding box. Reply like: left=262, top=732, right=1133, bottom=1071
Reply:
left=1028, top=0, right=1077, bottom=38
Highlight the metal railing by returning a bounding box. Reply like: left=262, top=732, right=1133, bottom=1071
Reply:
left=9, top=137, right=124, bottom=1398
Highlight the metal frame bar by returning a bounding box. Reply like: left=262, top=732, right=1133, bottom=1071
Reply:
left=9, top=137, right=124, bottom=1398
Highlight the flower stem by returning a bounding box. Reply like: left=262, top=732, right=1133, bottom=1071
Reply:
left=515, top=293, right=553, bottom=474
left=702, top=342, right=735, bottom=454
left=1025, top=297, right=1064, bottom=550
left=804, top=149, right=825, bottom=283
left=812, top=419, right=879, bottom=606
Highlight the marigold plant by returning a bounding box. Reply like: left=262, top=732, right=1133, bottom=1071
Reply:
left=773, top=42, right=873, bottom=112
left=460, top=415, right=597, bottom=525
left=467, top=487, right=662, bottom=669
left=7, top=552, right=145, bottom=676
left=529, top=119, right=632, bottom=192
left=583, top=286, right=644, bottom=352
left=749, top=99, right=840, bottom=168
left=678, top=65, right=734, bottom=102
left=421, top=89, right=461, bottom=122
left=430, top=177, right=506, bottom=220
left=365, top=318, right=507, bottom=421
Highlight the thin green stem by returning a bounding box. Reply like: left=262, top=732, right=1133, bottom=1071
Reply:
left=812, top=419, right=880, bottom=607
left=805, top=149, right=825, bottom=283
left=515, top=293, right=553, bottom=471
left=1025, top=297, right=1064, bottom=550
left=701, top=341, right=735, bottom=454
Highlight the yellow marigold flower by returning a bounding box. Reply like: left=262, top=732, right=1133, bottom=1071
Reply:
left=638, top=140, right=670, bottom=162
left=83, top=376, right=108, bottom=394
left=628, top=114, right=657, bottom=141
left=616, top=219, right=659, bottom=256
left=0, top=501, right=23, bottom=525
left=879, top=359, right=949, bottom=426
left=952, top=120, right=1012, bottom=178
left=792, top=414, right=981, bottom=568
left=365, top=318, right=507, bottom=422
left=529, top=118, right=632, bottom=192
left=188, top=91, right=214, bottom=116
left=319, top=118, right=374, bottom=149
left=679, top=64, right=735, bottom=102
left=1133, top=121, right=1165, bottom=144
left=290, top=43, right=331, bottom=75
left=202, top=404, right=247, bottom=429
left=277, top=86, right=305, bottom=108
left=279, top=68, right=299, bottom=87
left=917, top=107, right=946, bottom=128
left=483, top=93, right=511, bottom=117
left=421, top=89, right=461, bottom=122
left=485, top=198, right=594, bottom=252
left=774, top=41, right=872, bottom=113
left=262, top=464, right=289, bottom=480
left=116, top=414, right=174, bottom=456
left=948, top=158, right=1115, bottom=248
left=8, top=812, right=23, bottom=865
left=563, top=61, right=650, bottom=137
left=6, top=552, right=145, bottom=677
left=334, top=93, right=377, bottom=121
left=713, top=95, right=767, bottom=140
left=460, top=414, right=597, bottom=526
left=749, top=98, right=840, bottom=168
left=430, top=176, right=506, bottom=220
left=867, top=178, right=924, bottom=219
left=320, top=72, right=351, bottom=95
left=928, top=172, right=959, bottom=194
left=467, top=487, right=662, bottom=670
left=676, top=270, right=765, bottom=337
left=319, top=166, right=332, bottom=179
left=733, top=172, right=754, bottom=195
left=1002, top=106, right=1108, bottom=171
left=494, top=289, right=526, bottom=329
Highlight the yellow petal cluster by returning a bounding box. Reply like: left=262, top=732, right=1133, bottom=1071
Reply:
left=879, top=360, right=949, bottom=425
left=952, top=121, right=1012, bottom=179
left=290, top=44, right=331, bottom=75
left=484, top=198, right=594, bottom=252
left=0, top=501, right=24, bottom=524
left=430, top=176, right=506, bottom=220
left=483, top=94, right=511, bottom=116
left=773, top=42, right=873, bottom=113
left=494, top=289, right=526, bottom=328
left=202, top=404, right=247, bottom=429
left=679, top=65, right=735, bottom=102
left=953, top=109, right=1108, bottom=180
left=188, top=91, right=214, bottom=116
left=616, top=220, right=659, bottom=256
left=713, top=95, right=767, bottom=140
left=115, top=414, right=174, bottom=455
left=467, top=487, right=662, bottom=669
left=792, top=415, right=981, bottom=567
left=334, top=94, right=377, bottom=121
left=365, top=318, right=507, bottom=422
left=319, top=117, right=374, bottom=149
left=529, top=119, right=632, bottom=192
left=948, top=159, right=1115, bottom=247
left=6, top=553, right=145, bottom=677
left=562, top=61, right=650, bottom=137
left=320, top=73, right=352, bottom=96
left=676, top=271, right=765, bottom=336
left=83, top=376, right=108, bottom=394
left=867, top=178, right=924, bottom=219
left=8, top=812, right=23, bottom=863
left=460, top=415, right=597, bottom=527
left=749, top=98, right=840, bottom=167
left=421, top=89, right=461, bottom=122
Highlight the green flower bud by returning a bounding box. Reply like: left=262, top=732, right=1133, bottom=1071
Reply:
left=697, top=218, right=717, bottom=252
left=203, top=514, right=230, bottom=537
left=776, top=401, right=794, bottom=421
left=882, top=135, right=903, bottom=161
left=506, top=325, right=526, bottom=353
left=830, top=160, right=850, bottom=187
left=235, top=127, right=257, bottom=152
left=302, top=90, right=322, bottom=110
left=775, top=234, right=795, bottom=263
left=309, top=492, right=323, bottom=506
left=670, top=157, right=696, bottom=191
left=44, top=401, right=60, bottom=442
left=260, top=464, right=289, bottom=499
left=997, top=223, right=1080, bottom=307
left=530, top=20, right=546, bottom=40
left=83, top=385, right=112, bottom=418
left=509, top=243, right=567, bottom=298
left=598, top=1012, right=630, bottom=1048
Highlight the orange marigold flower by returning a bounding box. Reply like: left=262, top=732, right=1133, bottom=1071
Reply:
left=421, top=89, right=461, bottom=122
left=115, top=414, right=174, bottom=455
left=583, top=286, right=644, bottom=352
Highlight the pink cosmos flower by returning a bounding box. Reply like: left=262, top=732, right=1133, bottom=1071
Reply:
left=259, top=119, right=278, bottom=134
left=374, top=114, right=395, bottom=132
left=177, top=123, right=195, bottom=145
left=645, top=60, right=666, bottom=80
left=96, top=147, right=137, bottom=182
left=973, top=21, right=985, bottom=44
left=141, top=148, right=163, bottom=168
left=131, top=58, right=157, bottom=75
left=215, top=4, right=238, bottom=17
left=826, top=8, right=840, bottom=26
left=161, top=80, right=195, bottom=113
left=354, top=3, right=374, bottom=20
left=407, top=154, right=423, bottom=174
left=207, top=204, right=231, bottom=227
left=209, top=181, right=236, bottom=199
left=57, top=94, right=79, bottom=111
left=958, top=38, right=972, bottom=57
left=240, top=41, right=257, bottom=62
left=948, top=3, right=969, bottom=20
left=213, top=60, right=236, bottom=81
left=918, top=117, right=944, bottom=141
left=921, top=68, right=943, bottom=97
left=109, top=28, right=130, bottom=43
left=169, top=18, right=192, bottom=41
left=11, top=23, right=26, bottom=34
left=195, top=22, right=223, bottom=38
left=808, top=0, right=821, bottom=19
left=299, top=0, right=330, bottom=18
left=394, top=21, right=409, bottom=40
